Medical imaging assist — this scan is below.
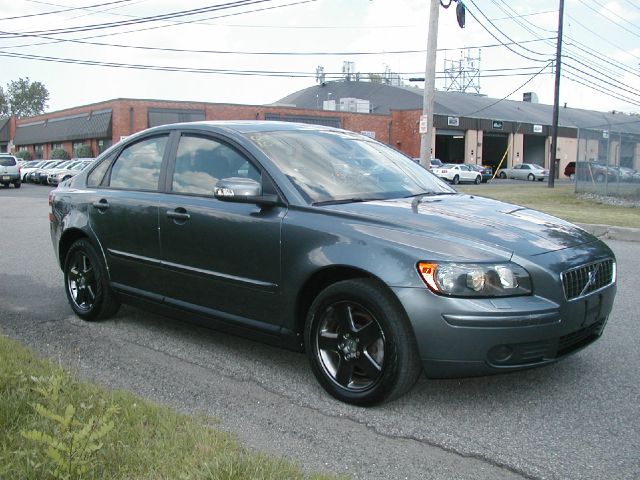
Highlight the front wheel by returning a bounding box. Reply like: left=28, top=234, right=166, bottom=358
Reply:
left=527, top=173, right=535, bottom=181
left=474, top=175, right=481, bottom=184
left=499, top=171, right=507, bottom=179
left=64, top=239, right=120, bottom=321
left=304, top=279, right=421, bottom=406
left=452, top=175, right=460, bottom=185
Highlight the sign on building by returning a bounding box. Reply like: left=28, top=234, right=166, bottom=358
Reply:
left=447, top=116, right=460, bottom=127
left=533, top=124, right=543, bottom=133
left=492, top=120, right=503, bottom=130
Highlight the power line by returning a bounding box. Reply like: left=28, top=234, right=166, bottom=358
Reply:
left=0, top=0, right=135, bottom=21
left=562, top=71, right=640, bottom=107
left=1, top=0, right=280, bottom=37
left=463, top=0, right=552, bottom=63
left=462, top=61, right=554, bottom=117
left=565, top=13, right=640, bottom=63
left=576, top=0, right=640, bottom=38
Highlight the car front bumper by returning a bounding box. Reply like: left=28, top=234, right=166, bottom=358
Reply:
left=392, top=282, right=616, bottom=378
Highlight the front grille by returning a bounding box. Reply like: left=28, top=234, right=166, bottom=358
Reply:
left=561, top=259, right=615, bottom=300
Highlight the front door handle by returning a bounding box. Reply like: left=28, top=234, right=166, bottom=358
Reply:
left=166, top=208, right=190, bottom=221
left=92, top=199, right=109, bottom=211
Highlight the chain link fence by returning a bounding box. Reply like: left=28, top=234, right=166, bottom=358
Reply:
left=574, top=128, right=640, bottom=200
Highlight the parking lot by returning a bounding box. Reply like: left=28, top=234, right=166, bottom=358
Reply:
left=1, top=183, right=639, bottom=480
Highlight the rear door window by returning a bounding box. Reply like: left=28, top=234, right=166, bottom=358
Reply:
left=108, top=135, right=168, bottom=190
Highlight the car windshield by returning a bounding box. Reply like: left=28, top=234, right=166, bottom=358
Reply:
left=247, top=130, right=454, bottom=204
left=530, top=164, right=544, bottom=169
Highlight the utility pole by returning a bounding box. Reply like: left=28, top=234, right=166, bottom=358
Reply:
left=548, top=0, right=565, bottom=188
left=419, top=0, right=440, bottom=168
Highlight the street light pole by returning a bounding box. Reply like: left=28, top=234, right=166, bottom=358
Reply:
left=419, top=0, right=440, bottom=169
left=548, top=0, right=565, bottom=188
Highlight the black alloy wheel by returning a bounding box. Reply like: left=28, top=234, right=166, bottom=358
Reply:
left=64, top=239, right=120, bottom=321
left=305, top=279, right=421, bottom=406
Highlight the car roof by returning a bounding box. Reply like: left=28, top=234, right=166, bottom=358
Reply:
left=145, top=120, right=347, bottom=135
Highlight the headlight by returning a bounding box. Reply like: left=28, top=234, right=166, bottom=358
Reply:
left=417, top=261, right=532, bottom=297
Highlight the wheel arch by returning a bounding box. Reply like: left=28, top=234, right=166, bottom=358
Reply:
left=294, top=266, right=408, bottom=347
left=58, top=228, right=105, bottom=271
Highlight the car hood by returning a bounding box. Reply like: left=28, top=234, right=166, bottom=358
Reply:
left=321, top=194, right=596, bottom=257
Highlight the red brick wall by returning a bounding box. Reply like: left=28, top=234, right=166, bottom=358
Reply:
left=15, top=98, right=403, bottom=156
left=391, top=110, right=421, bottom=157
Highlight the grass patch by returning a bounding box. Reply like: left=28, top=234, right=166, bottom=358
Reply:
left=458, top=183, right=640, bottom=228
left=0, top=334, right=336, bottom=480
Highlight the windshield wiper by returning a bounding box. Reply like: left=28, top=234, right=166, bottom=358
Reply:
left=312, top=197, right=385, bottom=206
left=404, top=191, right=456, bottom=199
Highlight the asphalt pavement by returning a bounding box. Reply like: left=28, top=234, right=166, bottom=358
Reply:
left=1, top=183, right=639, bottom=480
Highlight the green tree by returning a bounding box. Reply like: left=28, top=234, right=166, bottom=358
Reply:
left=6, top=77, right=49, bottom=117
left=0, top=86, right=8, bottom=116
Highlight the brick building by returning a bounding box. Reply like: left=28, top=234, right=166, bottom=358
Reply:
left=5, top=81, right=640, bottom=175
left=8, top=98, right=392, bottom=160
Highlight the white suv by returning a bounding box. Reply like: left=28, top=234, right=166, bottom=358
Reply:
left=0, top=154, right=21, bottom=188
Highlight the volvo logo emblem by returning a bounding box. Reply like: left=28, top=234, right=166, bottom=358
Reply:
left=580, top=263, right=601, bottom=296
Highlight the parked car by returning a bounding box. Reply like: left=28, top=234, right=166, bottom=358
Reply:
left=411, top=158, right=442, bottom=169
left=431, top=163, right=482, bottom=184
left=0, top=154, right=21, bottom=188
left=20, top=160, right=45, bottom=181
left=575, top=161, right=618, bottom=183
left=34, top=160, right=68, bottom=185
left=49, top=121, right=617, bottom=406
left=47, top=160, right=94, bottom=185
left=564, top=161, right=576, bottom=180
left=26, top=160, right=60, bottom=183
left=498, top=163, right=548, bottom=181
left=465, top=163, right=493, bottom=183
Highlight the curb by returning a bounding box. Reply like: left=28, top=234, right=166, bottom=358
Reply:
left=576, top=223, right=640, bottom=243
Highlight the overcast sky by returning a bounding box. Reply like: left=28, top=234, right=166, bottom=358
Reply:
left=1, top=0, right=639, bottom=115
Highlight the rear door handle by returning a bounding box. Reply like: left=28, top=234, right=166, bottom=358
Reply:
left=92, top=199, right=109, bottom=211
left=166, top=208, right=190, bottom=221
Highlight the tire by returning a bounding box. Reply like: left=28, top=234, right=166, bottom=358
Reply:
left=499, top=171, right=507, bottom=179
left=304, top=279, right=422, bottom=406
left=63, top=239, right=120, bottom=321
left=452, top=175, right=460, bottom=185
left=2, top=183, right=8, bottom=188
left=527, top=173, right=535, bottom=181
left=474, top=175, right=481, bottom=185
left=14, top=180, right=21, bottom=188
left=596, top=173, right=605, bottom=183
left=569, top=173, right=575, bottom=181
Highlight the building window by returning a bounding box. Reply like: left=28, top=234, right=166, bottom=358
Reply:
left=51, top=142, right=63, bottom=150
left=18, top=145, right=28, bottom=152
left=34, top=144, right=45, bottom=160
left=97, top=139, right=112, bottom=155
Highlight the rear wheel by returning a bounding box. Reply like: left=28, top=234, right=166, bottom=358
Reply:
left=527, top=173, right=535, bottom=181
left=64, top=239, right=120, bottom=321
left=14, top=180, right=21, bottom=188
left=452, top=175, right=460, bottom=185
left=499, top=171, right=507, bottom=179
left=304, top=279, right=422, bottom=406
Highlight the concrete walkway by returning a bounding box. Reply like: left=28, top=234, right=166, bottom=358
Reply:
left=577, top=223, right=640, bottom=242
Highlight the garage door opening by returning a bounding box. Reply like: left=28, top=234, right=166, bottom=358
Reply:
left=482, top=133, right=509, bottom=170
left=523, top=135, right=546, bottom=167
left=435, top=130, right=465, bottom=163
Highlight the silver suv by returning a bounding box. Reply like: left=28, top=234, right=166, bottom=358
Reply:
left=0, top=154, right=21, bottom=188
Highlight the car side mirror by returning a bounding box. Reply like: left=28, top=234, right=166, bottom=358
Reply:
left=214, top=177, right=279, bottom=206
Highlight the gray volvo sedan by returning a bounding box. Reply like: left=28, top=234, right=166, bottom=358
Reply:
left=49, top=121, right=617, bottom=406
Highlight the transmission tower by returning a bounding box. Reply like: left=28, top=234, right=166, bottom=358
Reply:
left=444, top=48, right=481, bottom=93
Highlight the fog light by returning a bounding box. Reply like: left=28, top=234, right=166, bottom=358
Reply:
left=489, top=345, right=513, bottom=363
